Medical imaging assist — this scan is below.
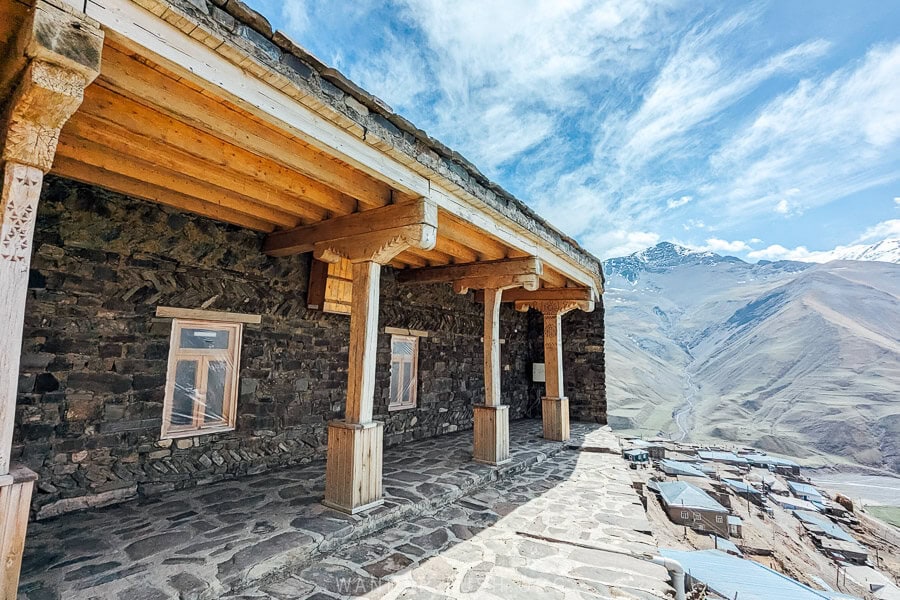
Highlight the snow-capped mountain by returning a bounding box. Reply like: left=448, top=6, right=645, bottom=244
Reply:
left=817, top=239, right=900, bottom=263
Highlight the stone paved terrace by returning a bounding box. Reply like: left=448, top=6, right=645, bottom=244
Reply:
left=19, top=421, right=672, bottom=599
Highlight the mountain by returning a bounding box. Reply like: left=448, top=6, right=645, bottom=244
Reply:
left=809, top=239, right=900, bottom=263
left=603, top=242, right=900, bottom=474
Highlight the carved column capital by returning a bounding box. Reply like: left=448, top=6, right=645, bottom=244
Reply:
left=1, top=0, right=103, bottom=171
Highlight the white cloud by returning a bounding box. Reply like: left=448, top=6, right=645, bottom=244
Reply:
left=894, top=197, right=900, bottom=206
left=586, top=229, right=660, bottom=260
left=667, top=195, right=692, bottom=209
left=774, top=199, right=790, bottom=214
left=855, top=219, right=900, bottom=242
left=698, top=238, right=753, bottom=253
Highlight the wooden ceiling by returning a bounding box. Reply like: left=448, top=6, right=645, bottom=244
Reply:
left=4, top=16, right=580, bottom=289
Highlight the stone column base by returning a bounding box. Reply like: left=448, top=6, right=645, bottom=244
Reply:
left=0, top=465, right=37, bottom=594
left=541, top=396, right=570, bottom=441
left=473, top=405, right=510, bottom=465
left=323, top=420, right=384, bottom=514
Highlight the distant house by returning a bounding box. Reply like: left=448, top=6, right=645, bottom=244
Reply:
left=788, top=481, right=825, bottom=503
left=817, top=538, right=868, bottom=564
left=793, top=511, right=857, bottom=543
left=623, top=448, right=650, bottom=467
left=660, top=460, right=708, bottom=479
left=768, top=493, right=821, bottom=512
left=697, top=451, right=749, bottom=467
left=743, top=453, right=801, bottom=475
left=657, top=481, right=730, bottom=537
left=722, top=478, right=765, bottom=506
left=710, top=535, right=743, bottom=556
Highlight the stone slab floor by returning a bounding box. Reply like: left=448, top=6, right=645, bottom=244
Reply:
left=19, top=421, right=672, bottom=599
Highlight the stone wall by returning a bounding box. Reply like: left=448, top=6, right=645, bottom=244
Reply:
left=14, top=177, right=604, bottom=518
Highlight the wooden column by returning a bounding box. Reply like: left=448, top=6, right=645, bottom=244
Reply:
left=0, top=1, right=103, bottom=595
left=474, top=288, right=510, bottom=464
left=515, top=297, right=595, bottom=442
left=306, top=200, right=437, bottom=514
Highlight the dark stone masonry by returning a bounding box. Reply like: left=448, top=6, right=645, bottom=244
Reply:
left=14, top=176, right=605, bottom=519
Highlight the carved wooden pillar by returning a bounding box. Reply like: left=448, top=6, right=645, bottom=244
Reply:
left=515, top=298, right=594, bottom=442
left=317, top=204, right=438, bottom=513
left=0, top=1, right=102, bottom=594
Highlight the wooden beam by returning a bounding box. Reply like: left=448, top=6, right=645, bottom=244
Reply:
left=513, top=298, right=595, bottom=314
left=483, top=288, right=502, bottom=408
left=439, top=213, right=508, bottom=261
left=65, top=110, right=330, bottom=223
left=345, top=261, right=380, bottom=424
left=155, top=306, right=261, bottom=324
left=52, top=157, right=276, bottom=231
left=541, top=266, right=569, bottom=289
left=432, top=235, right=479, bottom=263
left=473, top=287, right=593, bottom=304
left=99, top=43, right=392, bottom=210
left=55, top=135, right=300, bottom=228
left=264, top=199, right=437, bottom=258
left=395, top=257, right=542, bottom=285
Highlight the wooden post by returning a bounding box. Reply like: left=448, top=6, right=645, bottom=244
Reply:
left=315, top=204, right=437, bottom=513
left=473, top=288, right=510, bottom=464
left=0, top=2, right=102, bottom=594
left=514, top=298, right=595, bottom=442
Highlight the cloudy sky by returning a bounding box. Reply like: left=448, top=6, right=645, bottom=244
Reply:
left=246, top=0, right=900, bottom=261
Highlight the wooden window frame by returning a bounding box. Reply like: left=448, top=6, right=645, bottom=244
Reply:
left=161, top=318, right=243, bottom=439
left=388, top=334, right=418, bottom=411
left=680, top=511, right=689, bottom=519
left=715, top=515, right=724, bottom=523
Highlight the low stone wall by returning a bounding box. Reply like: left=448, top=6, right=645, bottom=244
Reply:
left=14, top=177, right=604, bottom=518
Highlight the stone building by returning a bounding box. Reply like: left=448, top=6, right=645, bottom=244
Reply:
left=0, top=0, right=606, bottom=592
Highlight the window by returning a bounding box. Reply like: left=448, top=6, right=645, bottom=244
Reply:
left=693, top=513, right=701, bottom=521
left=388, top=335, right=418, bottom=411
left=162, top=319, right=242, bottom=438
left=716, top=515, right=724, bottom=523
left=680, top=511, right=689, bottom=519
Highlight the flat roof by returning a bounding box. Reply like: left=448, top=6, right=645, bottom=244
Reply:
left=658, top=481, right=728, bottom=513
left=698, top=451, right=749, bottom=464
left=744, top=453, right=800, bottom=467
left=659, top=549, right=862, bottom=600
left=660, top=460, right=708, bottom=479
left=793, top=511, right=856, bottom=543
left=722, top=478, right=762, bottom=494
left=788, top=481, right=824, bottom=498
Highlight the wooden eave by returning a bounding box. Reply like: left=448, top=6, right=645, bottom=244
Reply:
left=1, top=0, right=602, bottom=299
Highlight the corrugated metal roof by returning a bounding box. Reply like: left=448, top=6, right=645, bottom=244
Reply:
left=660, top=460, right=708, bottom=478
left=722, top=478, right=762, bottom=494
left=698, top=450, right=749, bottom=464
left=744, top=453, right=800, bottom=467
left=789, top=481, right=824, bottom=498
left=793, top=511, right=856, bottom=543
left=657, top=481, right=728, bottom=512
left=659, top=549, right=862, bottom=600
left=709, top=535, right=743, bottom=556
left=769, top=493, right=821, bottom=512
left=727, top=515, right=742, bottom=526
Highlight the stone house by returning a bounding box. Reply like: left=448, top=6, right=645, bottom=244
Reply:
left=657, top=481, right=730, bottom=538
left=0, top=0, right=606, bottom=592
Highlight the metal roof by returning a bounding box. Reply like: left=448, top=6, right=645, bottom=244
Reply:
left=710, top=535, right=743, bottom=556
left=769, top=493, right=821, bottom=512
left=657, top=481, right=728, bottom=513
left=623, top=448, right=649, bottom=459
left=793, top=511, right=857, bottom=543
left=727, top=515, right=742, bottom=526
left=659, top=549, right=862, bottom=600
left=788, top=481, right=824, bottom=498
left=698, top=450, right=749, bottom=464
left=722, top=478, right=762, bottom=495
left=660, top=460, right=709, bottom=478
left=744, top=453, right=800, bottom=467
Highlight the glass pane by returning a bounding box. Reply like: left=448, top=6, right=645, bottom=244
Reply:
left=401, top=361, right=414, bottom=404
left=180, top=327, right=230, bottom=350
left=392, top=338, right=414, bottom=356
left=389, top=359, right=400, bottom=405
left=205, top=360, right=227, bottom=423
left=171, top=360, right=197, bottom=426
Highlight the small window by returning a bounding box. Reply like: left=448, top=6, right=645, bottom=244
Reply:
left=716, top=515, right=724, bottom=523
left=680, top=511, right=689, bottom=519
left=388, top=335, right=418, bottom=411
left=162, top=319, right=242, bottom=438
left=693, top=513, right=701, bottom=521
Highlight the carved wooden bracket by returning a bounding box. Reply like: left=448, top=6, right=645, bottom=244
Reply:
left=264, top=198, right=437, bottom=264
left=1, top=0, right=103, bottom=171
left=514, top=298, right=595, bottom=315
left=396, top=256, right=543, bottom=294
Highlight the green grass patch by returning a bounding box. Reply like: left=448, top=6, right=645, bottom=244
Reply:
left=867, top=505, right=900, bottom=529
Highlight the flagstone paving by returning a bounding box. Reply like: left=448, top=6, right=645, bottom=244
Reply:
left=19, top=421, right=672, bottom=599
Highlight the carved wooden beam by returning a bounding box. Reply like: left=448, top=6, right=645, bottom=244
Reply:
left=473, top=287, right=592, bottom=304
left=263, top=198, right=437, bottom=263
left=514, top=298, right=595, bottom=315
left=396, top=256, right=543, bottom=294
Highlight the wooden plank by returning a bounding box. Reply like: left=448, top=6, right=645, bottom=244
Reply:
left=323, top=421, right=383, bottom=513
left=383, top=327, right=428, bottom=338
left=0, top=475, right=34, bottom=596
left=52, top=157, right=276, bottom=231
left=473, top=405, right=510, bottom=465
left=432, top=234, right=479, bottom=264
left=439, top=213, right=508, bottom=261
left=264, top=199, right=437, bottom=257
left=64, top=110, right=329, bottom=223
left=395, top=256, right=542, bottom=285
left=55, top=135, right=300, bottom=228
left=543, top=311, right=563, bottom=398
left=541, top=397, right=569, bottom=441
left=345, top=261, right=380, bottom=424
left=483, top=288, right=502, bottom=408
left=98, top=43, right=392, bottom=210
left=155, top=306, right=261, bottom=324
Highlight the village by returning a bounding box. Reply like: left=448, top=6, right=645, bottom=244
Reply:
left=621, top=437, right=900, bottom=599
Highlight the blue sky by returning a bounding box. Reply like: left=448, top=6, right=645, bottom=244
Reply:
left=245, top=0, right=900, bottom=261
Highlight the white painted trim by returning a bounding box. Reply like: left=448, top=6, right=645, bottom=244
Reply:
left=155, top=306, right=261, bottom=324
